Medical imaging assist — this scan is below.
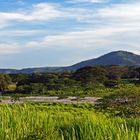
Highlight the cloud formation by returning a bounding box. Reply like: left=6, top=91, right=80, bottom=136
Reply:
left=0, top=43, right=19, bottom=54
left=24, top=2, right=140, bottom=52
left=0, top=3, right=63, bottom=28
left=68, top=0, right=107, bottom=3
left=0, top=0, right=140, bottom=67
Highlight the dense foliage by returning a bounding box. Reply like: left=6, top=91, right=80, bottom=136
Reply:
left=1, top=65, right=140, bottom=117
left=0, top=65, right=140, bottom=96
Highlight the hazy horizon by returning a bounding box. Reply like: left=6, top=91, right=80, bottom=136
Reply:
left=0, top=50, right=139, bottom=69
left=0, top=0, right=140, bottom=68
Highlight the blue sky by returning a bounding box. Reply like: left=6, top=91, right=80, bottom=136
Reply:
left=0, top=0, right=140, bottom=68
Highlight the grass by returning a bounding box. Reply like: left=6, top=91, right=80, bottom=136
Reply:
left=0, top=103, right=139, bottom=140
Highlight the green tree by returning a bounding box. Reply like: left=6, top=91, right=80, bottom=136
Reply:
left=72, top=66, right=107, bottom=84
left=0, top=74, right=11, bottom=92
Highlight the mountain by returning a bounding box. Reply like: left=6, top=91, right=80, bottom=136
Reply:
left=69, top=51, right=140, bottom=70
left=1, top=50, right=140, bottom=74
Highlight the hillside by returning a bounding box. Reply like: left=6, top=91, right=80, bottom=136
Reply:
left=0, top=67, right=66, bottom=74
left=69, top=51, right=140, bottom=70
left=1, top=50, right=140, bottom=73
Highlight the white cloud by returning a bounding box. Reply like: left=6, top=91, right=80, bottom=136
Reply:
left=67, top=0, right=107, bottom=3
left=68, top=2, right=140, bottom=25
left=1, top=1, right=140, bottom=58
left=96, top=3, right=140, bottom=22
left=24, top=1, right=140, bottom=51
left=0, top=43, right=19, bottom=54
left=0, top=3, right=63, bottom=28
left=0, top=29, right=46, bottom=37
left=22, top=24, right=140, bottom=63
left=25, top=25, right=140, bottom=50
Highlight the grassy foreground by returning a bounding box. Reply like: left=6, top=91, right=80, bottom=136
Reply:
left=0, top=103, right=140, bottom=140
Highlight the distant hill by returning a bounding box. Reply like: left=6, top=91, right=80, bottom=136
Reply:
left=1, top=50, right=140, bottom=74
left=0, top=67, right=66, bottom=74
left=69, top=51, right=140, bottom=70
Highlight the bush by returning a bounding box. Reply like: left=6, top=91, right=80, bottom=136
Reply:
left=104, top=80, right=120, bottom=88
left=95, top=86, right=140, bottom=117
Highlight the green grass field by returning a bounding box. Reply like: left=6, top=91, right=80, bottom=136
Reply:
left=0, top=103, right=139, bottom=140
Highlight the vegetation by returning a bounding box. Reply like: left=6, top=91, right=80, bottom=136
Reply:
left=0, top=74, right=11, bottom=92
left=0, top=103, right=139, bottom=140
left=1, top=65, right=140, bottom=139
left=1, top=65, right=140, bottom=103
left=95, top=84, right=140, bottom=117
left=0, top=65, right=139, bottom=96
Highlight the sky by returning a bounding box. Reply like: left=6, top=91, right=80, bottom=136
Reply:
left=0, top=0, right=140, bottom=68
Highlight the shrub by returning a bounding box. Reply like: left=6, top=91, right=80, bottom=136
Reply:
left=95, top=86, right=140, bottom=117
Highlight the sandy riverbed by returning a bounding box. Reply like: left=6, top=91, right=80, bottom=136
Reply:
left=0, top=96, right=101, bottom=104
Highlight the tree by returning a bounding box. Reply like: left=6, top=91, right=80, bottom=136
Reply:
left=0, top=74, right=11, bottom=92
left=72, top=66, right=107, bottom=84
left=9, top=74, right=29, bottom=83
left=135, top=67, right=140, bottom=80
left=106, top=65, right=127, bottom=80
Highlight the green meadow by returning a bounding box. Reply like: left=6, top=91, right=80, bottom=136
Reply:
left=0, top=103, right=140, bottom=140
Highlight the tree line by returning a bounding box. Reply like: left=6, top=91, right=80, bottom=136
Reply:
left=1, top=65, right=140, bottom=95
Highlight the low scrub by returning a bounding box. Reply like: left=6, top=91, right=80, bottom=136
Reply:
left=95, top=85, right=140, bottom=117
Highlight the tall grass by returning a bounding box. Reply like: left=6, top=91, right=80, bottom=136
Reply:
left=0, top=103, right=139, bottom=140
